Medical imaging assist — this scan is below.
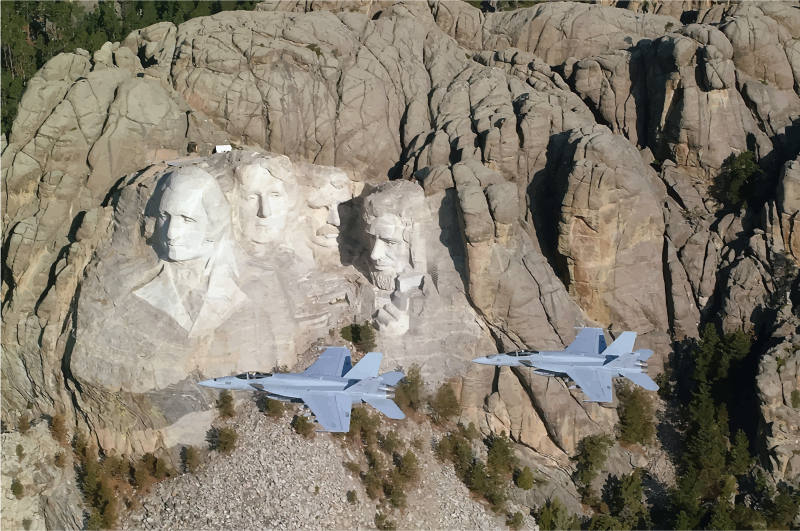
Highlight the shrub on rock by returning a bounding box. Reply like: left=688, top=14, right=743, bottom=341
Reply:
left=11, top=478, right=23, bottom=499
left=344, top=461, right=361, bottom=476
left=18, top=414, right=30, bottom=435
left=395, top=364, right=424, bottom=411
left=55, top=452, right=68, bottom=469
left=430, top=383, right=460, bottom=422
left=217, top=390, right=236, bottom=419
left=381, top=430, right=403, bottom=455
left=50, top=413, right=68, bottom=446
left=264, top=397, right=285, bottom=419
left=346, top=490, right=358, bottom=504
left=217, top=427, right=239, bottom=452
left=292, top=415, right=314, bottom=438
left=184, top=446, right=201, bottom=473
left=515, top=466, right=535, bottom=490
left=375, top=511, right=397, bottom=530
left=506, top=511, right=524, bottom=530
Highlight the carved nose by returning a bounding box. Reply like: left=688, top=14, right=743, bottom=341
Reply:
left=257, top=195, right=271, bottom=218
left=327, top=206, right=340, bottom=227
left=165, top=218, right=178, bottom=240
left=370, top=239, right=384, bottom=261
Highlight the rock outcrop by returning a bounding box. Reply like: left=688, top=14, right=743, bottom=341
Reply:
left=3, top=2, right=800, bottom=526
left=757, top=322, right=800, bottom=486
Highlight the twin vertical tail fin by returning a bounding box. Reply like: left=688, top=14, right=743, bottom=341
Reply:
left=603, top=331, right=637, bottom=357
left=343, top=352, right=383, bottom=380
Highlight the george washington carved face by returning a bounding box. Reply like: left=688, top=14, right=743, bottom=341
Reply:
left=152, top=168, right=230, bottom=262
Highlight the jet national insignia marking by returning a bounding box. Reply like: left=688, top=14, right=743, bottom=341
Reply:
left=472, top=328, right=657, bottom=402
left=198, top=347, right=405, bottom=432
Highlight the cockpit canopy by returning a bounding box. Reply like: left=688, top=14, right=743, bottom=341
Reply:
left=235, top=371, right=272, bottom=380
left=506, top=350, right=538, bottom=357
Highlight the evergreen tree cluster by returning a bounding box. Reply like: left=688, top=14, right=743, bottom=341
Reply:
left=572, top=434, right=613, bottom=504
left=436, top=428, right=518, bottom=511
left=1, top=1, right=257, bottom=136
left=616, top=383, right=656, bottom=446
left=670, top=324, right=800, bottom=529
left=73, top=428, right=176, bottom=530
left=339, top=321, right=377, bottom=352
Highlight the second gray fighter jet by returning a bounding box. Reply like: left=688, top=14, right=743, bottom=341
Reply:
left=199, top=347, right=404, bottom=432
left=473, top=328, right=657, bottom=402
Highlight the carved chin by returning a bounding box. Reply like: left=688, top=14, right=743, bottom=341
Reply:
left=370, top=270, right=396, bottom=291
left=243, top=224, right=283, bottom=243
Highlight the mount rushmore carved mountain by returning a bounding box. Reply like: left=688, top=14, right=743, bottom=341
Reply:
left=1, top=0, right=800, bottom=529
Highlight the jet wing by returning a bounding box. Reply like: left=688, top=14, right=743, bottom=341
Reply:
left=564, top=328, right=605, bottom=356
left=565, top=367, right=614, bottom=402
left=303, top=347, right=352, bottom=377
left=300, top=392, right=353, bottom=432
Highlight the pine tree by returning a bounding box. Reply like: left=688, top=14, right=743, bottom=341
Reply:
left=538, top=498, right=580, bottom=531
left=606, top=469, right=650, bottom=530
left=394, top=364, right=424, bottom=411
left=515, top=466, right=535, bottom=490
left=707, top=503, right=734, bottom=531
left=617, top=384, right=656, bottom=446
left=727, top=430, right=753, bottom=476
left=430, top=383, right=460, bottom=422
left=487, top=431, right=517, bottom=475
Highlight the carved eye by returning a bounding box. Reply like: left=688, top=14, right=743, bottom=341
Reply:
left=182, top=216, right=196, bottom=223
left=248, top=195, right=258, bottom=202
left=271, top=192, right=281, bottom=199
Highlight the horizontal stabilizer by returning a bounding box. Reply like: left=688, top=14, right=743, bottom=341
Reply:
left=346, top=377, right=379, bottom=394
left=635, top=349, right=653, bottom=361
left=363, top=397, right=405, bottom=420
left=604, top=331, right=637, bottom=357
left=379, top=371, right=405, bottom=386
left=343, top=352, right=383, bottom=380
left=605, top=352, right=638, bottom=369
left=624, top=372, right=659, bottom=392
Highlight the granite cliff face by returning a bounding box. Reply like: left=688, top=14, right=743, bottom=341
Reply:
left=2, top=0, right=800, bottom=527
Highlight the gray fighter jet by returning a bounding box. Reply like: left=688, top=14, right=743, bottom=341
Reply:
left=472, top=328, right=657, bottom=402
left=198, top=347, right=405, bottom=432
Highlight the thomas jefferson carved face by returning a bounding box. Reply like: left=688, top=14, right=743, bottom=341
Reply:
left=154, top=169, right=229, bottom=262
left=235, top=156, right=297, bottom=243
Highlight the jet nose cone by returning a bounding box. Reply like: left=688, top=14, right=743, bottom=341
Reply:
left=198, top=379, right=217, bottom=388
left=473, top=356, right=493, bottom=365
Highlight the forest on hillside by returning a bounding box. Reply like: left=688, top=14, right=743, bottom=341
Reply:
left=1, top=0, right=258, bottom=136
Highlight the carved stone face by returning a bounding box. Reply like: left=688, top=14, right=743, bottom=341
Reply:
left=367, top=213, right=409, bottom=290
left=156, top=181, right=215, bottom=262
left=238, top=166, right=290, bottom=244
left=307, top=170, right=352, bottom=247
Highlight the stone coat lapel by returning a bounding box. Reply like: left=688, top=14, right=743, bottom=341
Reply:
left=133, top=261, right=249, bottom=338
